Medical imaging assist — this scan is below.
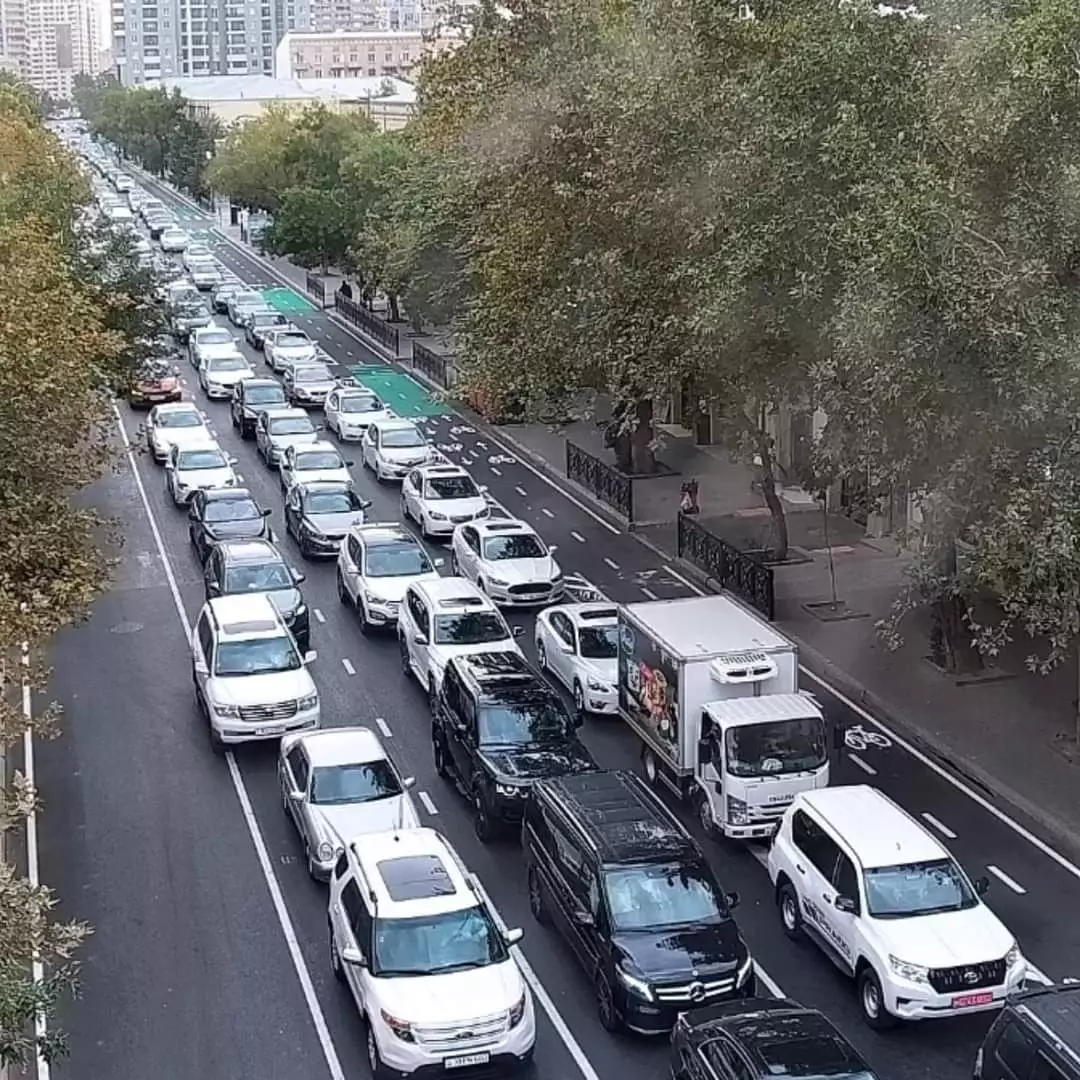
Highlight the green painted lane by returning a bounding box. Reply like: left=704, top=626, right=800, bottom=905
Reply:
left=259, top=286, right=316, bottom=316
left=349, top=364, right=449, bottom=418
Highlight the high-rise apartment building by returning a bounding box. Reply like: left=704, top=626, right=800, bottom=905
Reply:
left=304, top=0, right=476, bottom=35
left=275, top=27, right=458, bottom=79
left=1, top=0, right=99, bottom=99
left=113, top=0, right=313, bottom=85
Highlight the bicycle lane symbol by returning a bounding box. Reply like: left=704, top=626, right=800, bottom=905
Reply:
left=843, top=725, right=893, bottom=753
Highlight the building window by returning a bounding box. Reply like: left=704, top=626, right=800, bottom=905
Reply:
left=314, top=68, right=321, bottom=76
left=349, top=52, right=357, bottom=62
left=400, top=50, right=409, bottom=61
left=367, top=67, right=375, bottom=76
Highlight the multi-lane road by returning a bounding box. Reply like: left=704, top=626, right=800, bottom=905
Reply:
left=35, top=180, right=1080, bottom=1080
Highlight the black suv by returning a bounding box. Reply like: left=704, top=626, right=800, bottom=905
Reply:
left=523, top=769, right=753, bottom=1035
left=187, top=487, right=273, bottom=563
left=432, top=651, right=596, bottom=842
left=230, top=378, right=288, bottom=438
left=671, top=998, right=877, bottom=1080
left=203, top=539, right=311, bottom=651
left=976, top=985, right=1080, bottom=1080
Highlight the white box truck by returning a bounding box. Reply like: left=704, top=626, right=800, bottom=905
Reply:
left=617, top=594, right=829, bottom=839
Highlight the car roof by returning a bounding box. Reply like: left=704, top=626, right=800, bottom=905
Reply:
left=219, top=539, right=283, bottom=564
left=370, top=417, right=419, bottom=432
left=474, top=518, right=534, bottom=537
left=267, top=408, right=310, bottom=421
left=240, top=377, right=281, bottom=388
left=175, top=439, right=224, bottom=453
left=295, top=726, right=389, bottom=768
left=350, top=523, right=416, bottom=545
left=558, top=603, right=619, bottom=625
left=154, top=401, right=201, bottom=415
left=1009, top=985, right=1080, bottom=1062
left=291, top=440, right=337, bottom=454
left=206, top=593, right=285, bottom=635
left=797, top=786, right=946, bottom=868
left=203, top=487, right=253, bottom=501
left=417, top=463, right=468, bottom=478
left=414, top=576, right=490, bottom=606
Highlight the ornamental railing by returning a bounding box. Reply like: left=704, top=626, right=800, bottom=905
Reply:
left=565, top=441, right=633, bottom=520
left=412, top=342, right=453, bottom=390
left=677, top=512, right=775, bottom=620
left=334, top=290, right=400, bottom=355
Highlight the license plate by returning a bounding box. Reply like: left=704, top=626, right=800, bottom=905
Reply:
left=952, top=992, right=993, bottom=1008
left=254, top=726, right=286, bottom=737
left=444, top=1053, right=490, bottom=1070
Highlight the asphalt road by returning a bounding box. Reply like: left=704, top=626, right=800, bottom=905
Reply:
left=35, top=177, right=1080, bottom=1080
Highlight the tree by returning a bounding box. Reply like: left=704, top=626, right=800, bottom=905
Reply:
left=206, top=104, right=299, bottom=213
left=264, top=187, right=358, bottom=271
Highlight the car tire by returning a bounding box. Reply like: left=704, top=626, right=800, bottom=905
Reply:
left=473, top=786, right=496, bottom=844
left=366, top=1025, right=389, bottom=1080
left=398, top=634, right=411, bottom=676
left=778, top=882, right=804, bottom=941
left=329, top=925, right=345, bottom=983
left=208, top=724, right=225, bottom=756
left=400, top=496, right=410, bottom=522
left=336, top=570, right=349, bottom=605
left=573, top=680, right=586, bottom=718
left=594, top=970, right=621, bottom=1033
left=433, top=734, right=450, bottom=779
left=536, top=639, right=548, bottom=670
left=527, top=865, right=551, bottom=926
left=857, top=966, right=897, bottom=1030
left=450, top=551, right=460, bottom=575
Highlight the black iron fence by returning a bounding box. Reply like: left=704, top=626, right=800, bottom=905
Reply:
left=677, top=513, right=775, bottom=620
left=334, top=290, right=400, bottom=355
left=566, top=441, right=634, bottom=520
left=305, top=272, right=327, bottom=307
left=413, top=342, right=453, bottom=390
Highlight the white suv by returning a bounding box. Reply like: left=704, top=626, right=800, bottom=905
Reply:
left=397, top=577, right=524, bottom=703
left=192, top=593, right=320, bottom=752
left=767, top=785, right=1026, bottom=1029
left=327, top=827, right=535, bottom=1077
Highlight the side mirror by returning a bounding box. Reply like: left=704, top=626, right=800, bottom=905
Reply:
left=511, top=626, right=525, bottom=638
left=291, top=568, right=306, bottom=584
left=402, top=776, right=416, bottom=789
left=345, top=461, right=356, bottom=468
left=548, top=545, right=558, bottom=554
left=832, top=726, right=846, bottom=751
left=478, top=485, right=489, bottom=493
left=558, top=641, right=574, bottom=654
left=413, top=633, right=428, bottom=646
left=504, top=927, right=524, bottom=946
left=187, top=504, right=198, bottom=519
left=572, top=714, right=584, bottom=729
left=288, top=787, right=304, bottom=802
left=303, top=649, right=317, bottom=664
left=193, top=658, right=208, bottom=675
left=359, top=498, right=372, bottom=509
left=229, top=456, right=239, bottom=465
left=697, top=737, right=713, bottom=766
left=164, top=461, right=175, bottom=470
left=974, top=876, right=990, bottom=896
left=433, top=557, right=445, bottom=567
left=572, top=911, right=594, bottom=927
left=340, top=946, right=366, bottom=967
left=835, top=895, right=858, bottom=914
left=206, top=582, right=221, bottom=597
left=724, top=891, right=741, bottom=910
left=261, top=508, right=272, bottom=517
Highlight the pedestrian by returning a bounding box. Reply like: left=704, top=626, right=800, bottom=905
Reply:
left=340, top=280, right=353, bottom=300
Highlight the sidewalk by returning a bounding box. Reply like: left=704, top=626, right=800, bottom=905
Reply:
left=224, top=223, right=1080, bottom=856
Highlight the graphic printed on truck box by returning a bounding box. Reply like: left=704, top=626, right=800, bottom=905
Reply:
left=618, top=621, right=680, bottom=758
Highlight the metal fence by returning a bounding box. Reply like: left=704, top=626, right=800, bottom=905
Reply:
left=565, top=441, right=634, bottom=520
left=334, top=290, right=400, bottom=355
left=305, top=272, right=327, bottom=307
left=677, top=513, right=775, bottom=620
left=413, top=341, right=453, bottom=390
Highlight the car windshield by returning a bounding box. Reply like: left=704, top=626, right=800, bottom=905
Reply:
left=224, top=562, right=293, bottom=592
left=341, top=395, right=381, bottom=413
left=477, top=699, right=571, bottom=746
left=724, top=718, right=827, bottom=778
left=199, top=330, right=232, bottom=345
left=433, top=612, right=509, bottom=646
left=306, top=490, right=363, bottom=514
left=205, top=498, right=261, bottom=522
left=864, top=858, right=978, bottom=919
left=424, top=475, right=479, bottom=500
left=158, top=411, right=202, bottom=429
left=371, top=905, right=508, bottom=977
left=295, top=451, right=342, bottom=470
left=364, top=542, right=432, bottom=578
left=247, top=386, right=286, bottom=404
left=483, top=534, right=545, bottom=560
left=295, top=366, right=331, bottom=382
left=578, top=624, right=618, bottom=659
left=381, top=428, right=425, bottom=448
left=309, top=760, right=402, bottom=806
left=277, top=334, right=310, bottom=349
left=214, top=636, right=300, bottom=676
left=208, top=356, right=248, bottom=371
left=604, top=863, right=730, bottom=932
left=177, top=449, right=228, bottom=470
left=270, top=418, right=314, bottom=435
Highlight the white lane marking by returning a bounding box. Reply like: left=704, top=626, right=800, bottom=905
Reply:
left=341, top=658, right=356, bottom=676
left=921, top=813, right=957, bottom=840
left=571, top=531, right=586, bottom=543
left=490, top=466, right=502, bottom=477
left=209, top=429, right=217, bottom=437
left=236, top=473, right=244, bottom=482
left=476, top=441, right=488, bottom=451
left=641, top=587, right=658, bottom=600
left=603, top=557, right=620, bottom=571
left=515, top=486, right=527, bottom=497
left=112, top=403, right=347, bottom=1080
left=313, top=608, right=325, bottom=624
left=418, top=791, right=439, bottom=815
left=987, top=864, right=1027, bottom=895
left=1027, top=965, right=1054, bottom=985
left=541, top=508, right=555, bottom=518
left=847, top=752, right=876, bottom=776
left=375, top=717, right=392, bottom=738
left=665, top=565, right=703, bottom=593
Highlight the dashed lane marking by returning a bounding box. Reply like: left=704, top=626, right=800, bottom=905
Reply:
left=603, top=557, right=620, bottom=571
left=571, top=531, right=586, bottom=543
left=541, top=508, right=555, bottom=518
left=491, top=467, right=502, bottom=476
left=313, top=609, right=325, bottom=624
left=341, top=658, right=356, bottom=676
left=515, top=486, right=527, bottom=497
left=375, top=717, right=392, bottom=738
left=641, top=587, right=658, bottom=600
left=987, top=865, right=1027, bottom=895
left=921, top=813, right=956, bottom=840
left=848, top=753, right=876, bottom=776
left=418, top=791, right=439, bottom=815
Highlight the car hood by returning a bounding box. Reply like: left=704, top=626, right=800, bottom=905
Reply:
left=176, top=467, right=234, bottom=489
left=427, top=496, right=488, bottom=519
left=478, top=740, right=596, bottom=783
left=487, top=557, right=560, bottom=584
left=277, top=346, right=317, bottom=361
left=337, top=409, right=391, bottom=428
left=205, top=368, right=253, bottom=385
left=203, top=519, right=267, bottom=543
left=292, top=379, right=337, bottom=394
left=374, top=960, right=523, bottom=1026
left=208, top=669, right=315, bottom=707
left=177, top=312, right=211, bottom=327
left=269, top=432, right=318, bottom=449
left=868, top=905, right=1014, bottom=968
left=246, top=400, right=290, bottom=416
left=430, top=640, right=521, bottom=681
left=578, top=657, right=617, bottom=687
left=290, top=467, right=351, bottom=487
left=306, top=510, right=366, bottom=535
left=359, top=571, right=441, bottom=604
left=612, top=922, right=744, bottom=981
left=197, top=344, right=242, bottom=361
left=311, top=795, right=421, bottom=844
left=264, top=587, right=303, bottom=616
left=380, top=445, right=433, bottom=465
left=154, top=427, right=208, bottom=449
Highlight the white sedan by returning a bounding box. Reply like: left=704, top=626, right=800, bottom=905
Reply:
left=265, top=330, right=317, bottom=373
left=189, top=325, right=241, bottom=369
left=164, top=442, right=238, bottom=505
left=401, top=463, right=489, bottom=540
left=278, top=440, right=353, bottom=493
left=449, top=519, right=564, bottom=607
left=360, top=418, right=435, bottom=482
left=159, top=226, right=190, bottom=252
left=324, top=386, right=393, bottom=441
left=182, top=243, right=213, bottom=269
left=145, top=402, right=210, bottom=463
left=198, top=353, right=256, bottom=399
left=534, top=603, right=620, bottom=716
left=278, top=726, right=419, bottom=880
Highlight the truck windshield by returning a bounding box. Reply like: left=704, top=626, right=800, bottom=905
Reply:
left=724, top=717, right=826, bottom=778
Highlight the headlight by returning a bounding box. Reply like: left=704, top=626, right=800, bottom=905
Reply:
left=380, top=1010, right=414, bottom=1042
left=552, top=570, right=563, bottom=582
left=726, top=795, right=749, bottom=824
left=293, top=604, right=307, bottom=618
left=363, top=591, right=389, bottom=608
left=1005, top=943, right=1022, bottom=967
left=211, top=701, right=239, bottom=718
left=889, top=955, right=929, bottom=984
left=429, top=511, right=448, bottom=521
left=508, top=993, right=527, bottom=1028
left=303, top=521, right=325, bottom=538
left=736, top=953, right=754, bottom=986
left=615, top=966, right=653, bottom=1001
left=488, top=577, right=509, bottom=587
left=297, top=691, right=319, bottom=711
left=586, top=678, right=610, bottom=692
left=495, top=782, right=522, bottom=798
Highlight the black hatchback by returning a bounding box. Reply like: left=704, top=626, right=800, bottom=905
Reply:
left=187, top=487, right=273, bottom=563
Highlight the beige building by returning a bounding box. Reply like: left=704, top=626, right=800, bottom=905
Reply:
left=1, top=0, right=99, bottom=98
left=274, top=28, right=458, bottom=80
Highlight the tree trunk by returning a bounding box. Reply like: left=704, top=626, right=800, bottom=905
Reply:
left=756, top=431, right=789, bottom=561
left=630, top=398, right=655, bottom=475
left=388, top=293, right=401, bottom=322
left=931, top=540, right=983, bottom=675
left=321, top=256, right=329, bottom=275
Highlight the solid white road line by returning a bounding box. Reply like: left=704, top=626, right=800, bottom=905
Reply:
left=341, top=658, right=356, bottom=676
left=313, top=609, right=325, bottom=624
left=418, top=791, right=439, bottom=816
left=847, top=753, right=876, bottom=776
left=112, top=403, right=347, bottom=1080
left=375, top=717, right=392, bottom=738
left=921, top=813, right=957, bottom=840
left=987, top=864, right=1027, bottom=895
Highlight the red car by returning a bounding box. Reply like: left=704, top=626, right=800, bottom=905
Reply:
left=129, top=360, right=183, bottom=407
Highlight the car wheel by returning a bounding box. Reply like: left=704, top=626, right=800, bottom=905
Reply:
left=450, top=551, right=460, bottom=575
left=231, top=410, right=239, bottom=429
left=778, top=882, right=804, bottom=940
left=366, top=1025, right=389, bottom=1080
left=298, top=534, right=312, bottom=561
left=336, top=570, right=349, bottom=605
left=398, top=634, right=412, bottom=676
left=527, top=865, right=551, bottom=926
left=594, top=970, right=621, bottom=1033
left=573, top=680, right=586, bottom=718
left=858, top=966, right=897, bottom=1030
left=400, top=496, right=410, bottom=522
left=696, top=790, right=718, bottom=839
left=305, top=843, right=319, bottom=881
left=329, top=925, right=345, bottom=983
left=375, top=462, right=385, bottom=483
left=473, top=787, right=496, bottom=843
left=433, top=734, right=450, bottom=779
left=208, top=723, right=225, bottom=756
